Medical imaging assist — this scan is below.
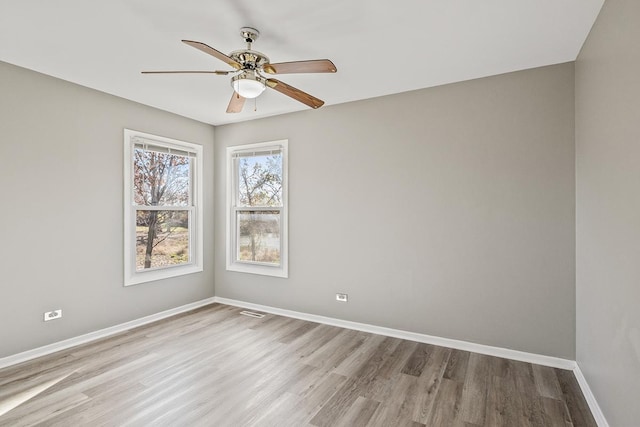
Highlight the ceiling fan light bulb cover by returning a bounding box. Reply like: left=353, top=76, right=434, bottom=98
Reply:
left=232, top=77, right=265, bottom=99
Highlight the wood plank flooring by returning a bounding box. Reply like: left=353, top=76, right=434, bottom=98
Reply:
left=0, top=303, right=596, bottom=426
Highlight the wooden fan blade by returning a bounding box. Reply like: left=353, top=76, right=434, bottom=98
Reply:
left=263, top=59, right=337, bottom=75
left=182, top=40, right=242, bottom=70
left=266, top=79, right=324, bottom=109
left=141, top=70, right=230, bottom=75
left=226, top=92, right=246, bottom=113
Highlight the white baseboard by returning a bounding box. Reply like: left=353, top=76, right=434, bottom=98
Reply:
left=0, top=297, right=216, bottom=370
left=213, top=296, right=576, bottom=370
left=1, top=295, right=577, bottom=373
left=573, top=365, right=609, bottom=427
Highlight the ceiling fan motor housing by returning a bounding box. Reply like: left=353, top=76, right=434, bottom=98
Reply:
left=229, top=50, right=270, bottom=71
left=232, top=27, right=271, bottom=73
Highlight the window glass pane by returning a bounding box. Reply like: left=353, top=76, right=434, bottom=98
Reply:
left=237, top=211, right=280, bottom=264
left=237, top=153, right=282, bottom=207
left=136, top=210, right=190, bottom=270
left=134, top=147, right=191, bottom=206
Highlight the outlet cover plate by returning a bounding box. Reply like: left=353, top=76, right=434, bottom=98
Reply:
left=44, top=309, right=62, bottom=321
left=336, top=293, right=348, bottom=302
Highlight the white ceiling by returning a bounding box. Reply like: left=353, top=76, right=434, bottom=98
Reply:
left=0, top=0, right=603, bottom=126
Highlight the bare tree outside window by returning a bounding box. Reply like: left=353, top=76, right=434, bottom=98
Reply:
left=133, top=148, right=191, bottom=270
left=237, top=153, right=282, bottom=263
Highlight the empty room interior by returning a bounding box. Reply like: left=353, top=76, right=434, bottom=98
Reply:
left=0, top=0, right=638, bottom=425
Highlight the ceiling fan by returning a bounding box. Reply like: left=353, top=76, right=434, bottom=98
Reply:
left=142, top=27, right=337, bottom=113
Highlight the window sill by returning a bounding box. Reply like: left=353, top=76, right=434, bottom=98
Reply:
left=226, top=262, right=288, bottom=278
left=125, top=264, right=203, bottom=286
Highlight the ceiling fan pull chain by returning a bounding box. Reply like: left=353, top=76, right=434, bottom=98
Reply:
left=254, top=97, right=257, bottom=112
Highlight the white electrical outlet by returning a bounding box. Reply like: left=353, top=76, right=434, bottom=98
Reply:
left=44, top=309, right=62, bottom=322
left=336, top=293, right=348, bottom=302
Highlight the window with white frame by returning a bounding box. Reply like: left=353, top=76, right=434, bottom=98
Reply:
left=123, top=129, right=203, bottom=286
left=227, top=140, right=288, bottom=278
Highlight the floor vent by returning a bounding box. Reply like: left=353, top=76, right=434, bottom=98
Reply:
left=239, top=310, right=265, bottom=319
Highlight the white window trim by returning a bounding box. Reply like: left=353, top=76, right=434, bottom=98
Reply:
left=123, top=129, right=204, bottom=286
left=226, top=140, right=288, bottom=278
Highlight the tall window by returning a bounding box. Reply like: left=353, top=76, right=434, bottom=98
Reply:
left=124, top=129, right=203, bottom=286
left=227, top=140, right=288, bottom=278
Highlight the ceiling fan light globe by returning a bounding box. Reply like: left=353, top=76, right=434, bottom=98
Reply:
left=232, top=78, right=265, bottom=99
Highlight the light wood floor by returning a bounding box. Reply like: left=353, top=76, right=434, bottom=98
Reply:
left=0, top=303, right=596, bottom=426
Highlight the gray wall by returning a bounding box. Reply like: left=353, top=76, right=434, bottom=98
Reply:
left=575, top=0, right=640, bottom=424
left=0, top=62, right=215, bottom=358
left=0, top=58, right=579, bottom=363
left=215, top=63, right=576, bottom=359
